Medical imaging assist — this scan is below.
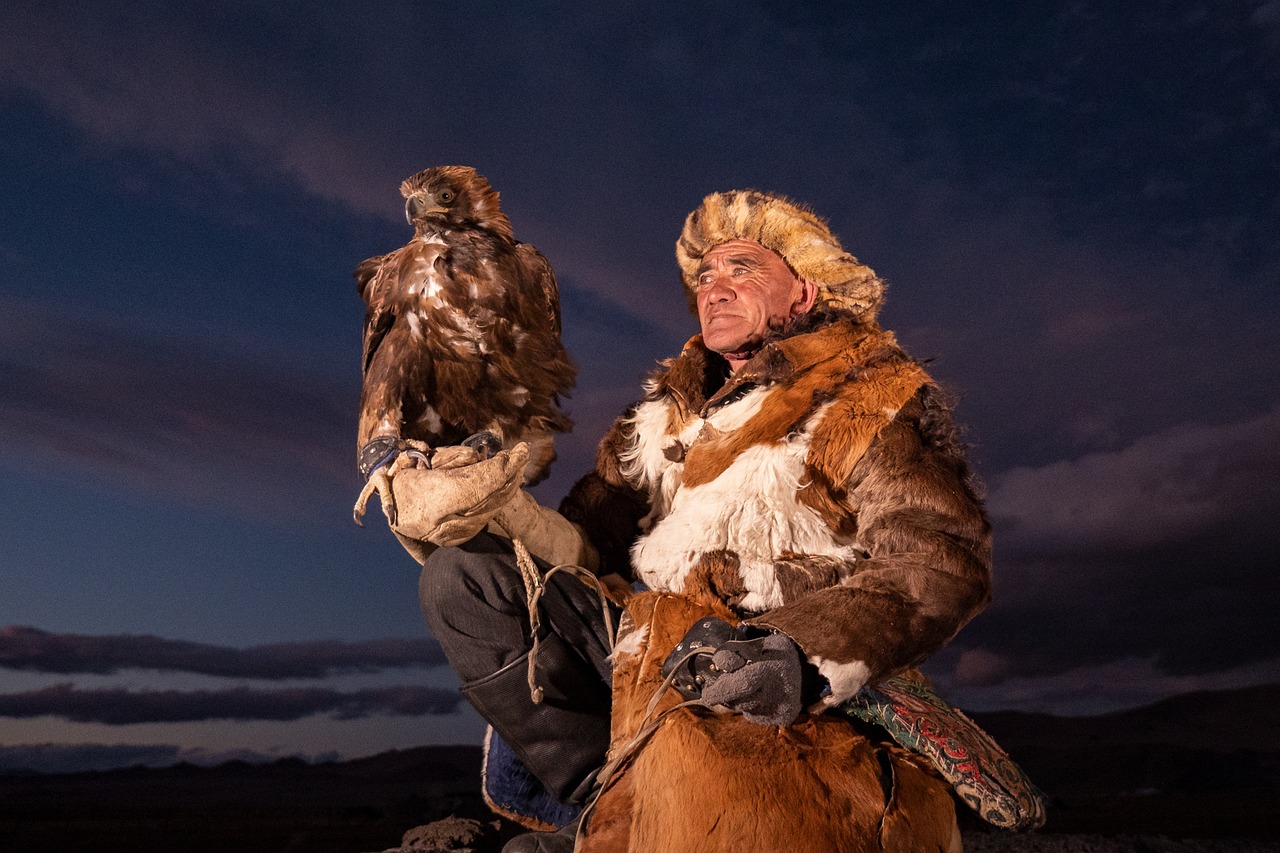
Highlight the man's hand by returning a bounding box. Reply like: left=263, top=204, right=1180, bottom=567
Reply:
left=661, top=617, right=806, bottom=726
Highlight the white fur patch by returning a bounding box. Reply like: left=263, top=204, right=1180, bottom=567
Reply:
left=618, top=400, right=695, bottom=528
left=812, top=657, right=871, bottom=707
left=703, top=384, right=770, bottom=432
left=406, top=236, right=447, bottom=304
left=607, top=623, right=649, bottom=663
left=423, top=273, right=443, bottom=300
left=618, top=400, right=678, bottom=490
left=631, top=432, right=860, bottom=610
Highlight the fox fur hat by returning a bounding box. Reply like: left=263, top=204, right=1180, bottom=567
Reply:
left=676, top=190, right=885, bottom=323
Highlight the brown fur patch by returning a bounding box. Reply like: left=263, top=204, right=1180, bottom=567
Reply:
left=583, top=592, right=959, bottom=852
left=682, top=550, right=748, bottom=605
left=647, top=335, right=720, bottom=417
left=773, top=554, right=845, bottom=601
left=798, top=355, right=928, bottom=534
left=593, top=411, right=638, bottom=488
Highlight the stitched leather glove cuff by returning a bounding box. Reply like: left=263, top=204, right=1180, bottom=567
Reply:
left=660, top=617, right=811, bottom=726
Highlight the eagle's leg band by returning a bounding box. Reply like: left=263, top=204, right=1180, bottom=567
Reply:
left=462, top=430, right=502, bottom=460
left=358, top=436, right=401, bottom=480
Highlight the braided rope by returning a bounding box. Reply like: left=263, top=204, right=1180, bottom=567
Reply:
left=511, top=538, right=616, bottom=705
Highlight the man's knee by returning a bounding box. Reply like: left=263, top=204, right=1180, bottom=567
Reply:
left=419, top=535, right=519, bottom=618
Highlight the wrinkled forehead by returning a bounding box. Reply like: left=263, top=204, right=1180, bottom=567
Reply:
left=700, top=239, right=781, bottom=267
left=697, top=239, right=796, bottom=277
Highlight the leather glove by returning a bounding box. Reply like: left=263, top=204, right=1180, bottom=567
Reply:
left=489, top=489, right=600, bottom=572
left=661, top=617, right=806, bottom=727
left=389, top=443, right=528, bottom=550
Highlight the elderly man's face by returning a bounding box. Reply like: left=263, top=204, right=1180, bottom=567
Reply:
left=695, top=239, right=816, bottom=371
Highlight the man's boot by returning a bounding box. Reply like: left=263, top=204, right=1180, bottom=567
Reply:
left=460, top=630, right=612, bottom=804
left=501, top=815, right=582, bottom=853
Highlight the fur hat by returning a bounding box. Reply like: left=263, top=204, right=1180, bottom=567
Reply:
left=676, top=190, right=884, bottom=322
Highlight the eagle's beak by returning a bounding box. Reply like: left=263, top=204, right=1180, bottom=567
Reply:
left=405, top=193, right=424, bottom=224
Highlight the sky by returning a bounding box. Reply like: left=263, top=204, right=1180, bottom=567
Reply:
left=1, top=0, right=1278, bottom=773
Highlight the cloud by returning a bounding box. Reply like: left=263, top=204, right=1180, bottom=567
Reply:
left=988, top=408, right=1280, bottom=554
left=926, top=650, right=1280, bottom=717
left=0, top=683, right=459, bottom=724
left=910, top=410, right=1280, bottom=700
left=0, top=3, right=399, bottom=218
left=0, top=626, right=446, bottom=678
left=0, top=299, right=357, bottom=516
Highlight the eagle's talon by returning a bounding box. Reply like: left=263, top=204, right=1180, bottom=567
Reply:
left=353, top=467, right=397, bottom=527
left=462, top=430, right=502, bottom=460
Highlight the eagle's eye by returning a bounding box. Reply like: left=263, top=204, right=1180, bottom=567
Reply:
left=438, top=189, right=455, bottom=204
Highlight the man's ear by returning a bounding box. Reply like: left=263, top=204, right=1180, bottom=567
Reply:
left=791, top=278, right=818, bottom=318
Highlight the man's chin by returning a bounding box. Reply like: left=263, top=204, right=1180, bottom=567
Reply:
left=705, top=335, right=762, bottom=363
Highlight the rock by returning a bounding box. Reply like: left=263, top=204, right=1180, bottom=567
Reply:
left=397, top=816, right=501, bottom=852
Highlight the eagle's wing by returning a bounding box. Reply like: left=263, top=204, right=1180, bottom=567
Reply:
left=355, top=252, right=397, bottom=377
left=514, top=242, right=562, bottom=338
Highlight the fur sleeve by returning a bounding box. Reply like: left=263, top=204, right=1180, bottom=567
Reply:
left=748, top=385, right=992, bottom=705
left=558, top=408, right=650, bottom=580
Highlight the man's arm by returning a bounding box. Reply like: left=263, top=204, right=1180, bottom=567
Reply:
left=558, top=408, right=651, bottom=581
left=748, top=386, right=992, bottom=706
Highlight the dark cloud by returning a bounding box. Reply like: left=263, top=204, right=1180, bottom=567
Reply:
left=0, top=683, right=459, bottom=724
left=989, top=409, right=1280, bottom=555
left=0, top=300, right=356, bottom=516
left=925, top=648, right=1280, bottom=716
left=0, top=626, right=446, bottom=678
left=763, top=1, right=1280, bottom=278
left=918, top=410, right=1280, bottom=706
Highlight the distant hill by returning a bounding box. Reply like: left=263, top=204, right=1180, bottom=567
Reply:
left=0, top=745, right=487, bottom=853
left=967, top=683, right=1280, bottom=840
left=2, top=684, right=1277, bottom=851
left=971, top=683, right=1280, bottom=752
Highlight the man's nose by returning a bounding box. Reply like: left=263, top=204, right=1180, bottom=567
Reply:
left=705, top=275, right=735, bottom=301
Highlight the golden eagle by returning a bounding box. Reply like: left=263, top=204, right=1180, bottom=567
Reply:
left=353, top=166, right=576, bottom=525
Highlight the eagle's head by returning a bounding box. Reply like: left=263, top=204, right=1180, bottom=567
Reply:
left=399, top=165, right=512, bottom=239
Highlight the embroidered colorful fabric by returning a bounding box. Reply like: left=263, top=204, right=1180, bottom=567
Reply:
left=837, top=675, right=1047, bottom=831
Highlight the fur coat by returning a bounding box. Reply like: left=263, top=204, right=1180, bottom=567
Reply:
left=560, top=309, right=992, bottom=708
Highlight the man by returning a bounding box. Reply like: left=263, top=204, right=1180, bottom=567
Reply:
left=415, top=190, right=992, bottom=852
